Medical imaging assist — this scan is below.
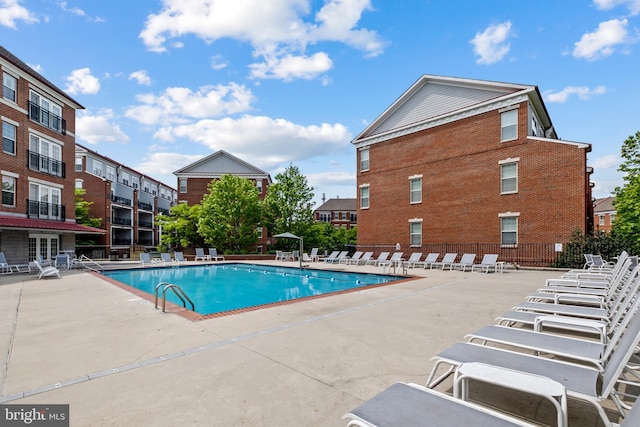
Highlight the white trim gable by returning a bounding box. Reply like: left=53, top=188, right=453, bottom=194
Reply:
left=173, top=150, right=272, bottom=182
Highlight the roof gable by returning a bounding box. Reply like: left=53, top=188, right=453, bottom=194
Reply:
left=354, top=74, right=537, bottom=146
left=174, top=150, right=271, bottom=180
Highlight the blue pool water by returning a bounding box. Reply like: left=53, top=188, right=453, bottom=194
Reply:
left=103, top=263, right=400, bottom=316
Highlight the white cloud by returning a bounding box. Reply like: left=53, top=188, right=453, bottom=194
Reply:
left=135, top=152, right=203, bottom=185
left=470, top=21, right=513, bottom=65
left=124, top=83, right=254, bottom=126
left=573, top=18, right=630, bottom=61
left=155, top=114, right=352, bottom=168
left=58, top=0, right=105, bottom=22
left=76, top=109, right=130, bottom=145
left=210, top=55, right=228, bottom=70
left=591, top=153, right=620, bottom=169
left=64, top=68, right=100, bottom=95
left=27, top=63, right=43, bottom=74
left=593, top=0, right=640, bottom=16
left=545, top=85, right=607, bottom=103
left=307, top=170, right=355, bottom=187
left=0, top=0, right=38, bottom=29
left=139, top=0, right=385, bottom=81
left=129, top=69, right=152, bottom=86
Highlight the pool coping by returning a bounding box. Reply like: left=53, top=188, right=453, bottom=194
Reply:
left=94, top=263, right=419, bottom=321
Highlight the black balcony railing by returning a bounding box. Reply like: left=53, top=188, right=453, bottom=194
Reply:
left=112, top=217, right=132, bottom=226
left=138, top=201, right=153, bottom=211
left=111, top=194, right=132, bottom=206
left=158, top=208, right=170, bottom=215
left=28, top=101, right=66, bottom=134
left=138, top=221, right=153, bottom=228
left=27, top=199, right=65, bottom=221
left=27, top=150, right=65, bottom=178
left=111, top=238, right=132, bottom=246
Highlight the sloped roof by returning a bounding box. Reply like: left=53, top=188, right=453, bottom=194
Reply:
left=174, top=150, right=272, bottom=182
left=353, top=74, right=555, bottom=147
left=0, top=216, right=105, bottom=234
left=315, top=198, right=357, bottom=212
left=594, top=196, right=615, bottom=213
left=0, top=44, right=84, bottom=109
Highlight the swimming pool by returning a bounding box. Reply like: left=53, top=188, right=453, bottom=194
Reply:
left=102, top=263, right=401, bottom=317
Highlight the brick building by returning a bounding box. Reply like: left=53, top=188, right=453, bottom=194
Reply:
left=1, top=45, right=103, bottom=264
left=314, top=197, right=357, bottom=229
left=594, top=196, right=615, bottom=233
left=75, top=143, right=177, bottom=258
left=352, top=74, right=594, bottom=264
left=174, top=150, right=272, bottom=250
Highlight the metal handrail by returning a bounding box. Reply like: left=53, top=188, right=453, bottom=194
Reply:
left=154, top=282, right=195, bottom=313
left=76, top=254, right=103, bottom=272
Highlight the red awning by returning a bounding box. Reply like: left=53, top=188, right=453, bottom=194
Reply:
left=0, top=216, right=105, bottom=234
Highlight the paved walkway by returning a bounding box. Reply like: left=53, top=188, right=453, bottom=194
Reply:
left=0, top=261, right=615, bottom=426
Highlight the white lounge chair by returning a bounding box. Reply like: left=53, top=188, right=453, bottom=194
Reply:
left=379, top=252, right=403, bottom=269
left=160, top=253, right=172, bottom=264
left=0, top=251, right=21, bottom=274
left=174, top=252, right=187, bottom=263
left=342, top=251, right=363, bottom=264
left=321, top=251, right=339, bottom=263
left=350, top=251, right=373, bottom=265
left=209, top=248, right=225, bottom=261
left=367, top=252, right=390, bottom=266
left=431, top=253, right=457, bottom=270
left=471, top=254, right=499, bottom=273
left=415, top=252, right=439, bottom=269
left=194, top=248, right=211, bottom=261
left=449, top=253, right=476, bottom=271
left=34, top=260, right=60, bottom=279
left=332, top=251, right=349, bottom=264
left=309, top=248, right=319, bottom=262
left=139, top=253, right=153, bottom=266
left=402, top=252, right=423, bottom=268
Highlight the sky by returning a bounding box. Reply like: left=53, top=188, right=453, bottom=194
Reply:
left=1, top=0, right=639, bottom=207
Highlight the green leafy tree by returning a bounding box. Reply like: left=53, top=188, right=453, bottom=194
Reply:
left=75, top=188, right=102, bottom=228
left=157, top=203, right=204, bottom=250
left=613, top=130, right=640, bottom=245
left=262, top=165, right=315, bottom=241
left=198, top=174, right=262, bottom=252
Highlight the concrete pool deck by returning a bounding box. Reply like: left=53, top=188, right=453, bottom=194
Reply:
left=0, top=260, right=622, bottom=426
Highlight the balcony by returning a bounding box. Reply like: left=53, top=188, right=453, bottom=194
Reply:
left=112, top=217, right=132, bottom=226
left=27, top=199, right=66, bottom=221
left=138, top=201, right=153, bottom=211
left=111, top=238, right=132, bottom=246
left=27, top=150, right=66, bottom=178
left=138, top=221, right=154, bottom=228
left=158, top=207, right=170, bottom=215
left=111, top=194, right=132, bottom=206
left=28, top=101, right=66, bottom=134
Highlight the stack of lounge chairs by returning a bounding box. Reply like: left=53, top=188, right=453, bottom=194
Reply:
left=343, top=251, right=640, bottom=426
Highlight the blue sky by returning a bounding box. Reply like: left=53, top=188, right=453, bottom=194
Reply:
left=2, top=0, right=639, bottom=207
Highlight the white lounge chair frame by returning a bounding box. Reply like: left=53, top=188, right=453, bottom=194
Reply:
left=34, top=260, right=60, bottom=279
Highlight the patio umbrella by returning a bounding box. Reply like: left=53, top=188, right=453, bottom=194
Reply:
left=273, top=232, right=304, bottom=269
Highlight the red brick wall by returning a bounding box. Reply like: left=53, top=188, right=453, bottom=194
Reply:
left=356, top=104, right=589, bottom=246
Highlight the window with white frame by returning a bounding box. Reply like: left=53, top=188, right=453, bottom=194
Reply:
left=3, top=72, right=16, bottom=102
left=500, top=161, right=518, bottom=194
left=29, top=182, right=63, bottom=220
left=360, top=185, right=370, bottom=209
left=599, top=215, right=605, bottom=226
left=179, top=178, right=187, bottom=193
left=409, top=176, right=422, bottom=203
left=611, top=214, right=616, bottom=223
left=132, top=176, right=139, bottom=189
left=75, top=179, right=83, bottom=189
left=29, top=234, right=59, bottom=261
left=2, top=174, right=16, bottom=206
left=75, top=157, right=82, bottom=171
left=121, top=172, right=129, bottom=186
left=256, top=180, right=263, bottom=194
left=29, top=91, right=63, bottom=133
left=106, top=165, right=116, bottom=181
left=92, top=160, right=103, bottom=177
left=500, top=215, right=518, bottom=246
left=501, top=109, right=518, bottom=142
left=257, top=226, right=263, bottom=238
left=151, top=184, right=158, bottom=196
left=2, top=120, right=16, bottom=154
left=409, top=219, right=422, bottom=247
left=360, top=148, right=370, bottom=172
left=143, top=181, right=150, bottom=193
left=29, top=134, right=63, bottom=177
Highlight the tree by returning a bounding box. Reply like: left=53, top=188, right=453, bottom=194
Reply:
left=262, top=165, right=315, bottom=241
left=157, top=203, right=204, bottom=250
left=198, top=174, right=262, bottom=252
left=613, top=130, right=640, bottom=246
left=75, top=188, right=101, bottom=228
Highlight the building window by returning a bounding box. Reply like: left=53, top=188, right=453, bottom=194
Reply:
left=501, top=109, right=518, bottom=142
left=360, top=148, right=369, bottom=172
left=92, top=160, right=103, bottom=177
left=599, top=215, right=605, bottom=226
left=500, top=216, right=518, bottom=246
left=2, top=174, right=16, bottom=206
left=610, top=214, right=616, bottom=223
left=256, top=180, right=263, bottom=194
left=75, top=157, right=82, bottom=171
left=121, top=172, right=129, bottom=186
left=319, top=213, right=331, bottom=222
left=3, top=72, right=16, bottom=102
left=409, top=176, right=422, bottom=203
left=29, top=234, right=59, bottom=261
left=106, top=165, right=116, bottom=181
left=179, top=178, right=187, bottom=193
left=500, top=162, right=518, bottom=194
left=132, top=176, right=139, bottom=189
left=29, top=91, right=63, bottom=133
left=75, top=179, right=83, bottom=189
left=151, top=184, right=158, bottom=196
left=28, top=134, right=63, bottom=177
left=409, top=220, right=422, bottom=247
left=360, top=185, right=370, bottom=209
left=341, top=212, right=347, bottom=220
left=257, top=226, right=263, bottom=238
left=2, top=121, right=16, bottom=154
left=29, top=182, right=63, bottom=220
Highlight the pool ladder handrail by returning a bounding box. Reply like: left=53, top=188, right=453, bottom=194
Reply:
left=154, top=282, right=195, bottom=313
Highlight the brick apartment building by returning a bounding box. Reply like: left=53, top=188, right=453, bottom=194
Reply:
left=352, top=74, right=594, bottom=264
left=174, top=150, right=272, bottom=251
left=75, top=143, right=177, bottom=259
left=594, top=196, right=615, bottom=233
left=314, top=197, right=357, bottom=229
left=1, top=45, right=104, bottom=264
